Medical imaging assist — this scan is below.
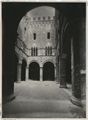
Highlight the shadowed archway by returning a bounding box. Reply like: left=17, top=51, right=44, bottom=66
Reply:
left=43, top=62, right=55, bottom=81
left=29, top=62, right=40, bottom=80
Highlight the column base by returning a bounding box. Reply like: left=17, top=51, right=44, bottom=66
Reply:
left=59, top=84, right=67, bottom=88
left=56, top=80, right=59, bottom=84
left=26, top=79, right=29, bottom=81
left=71, top=95, right=82, bottom=107
left=40, top=79, right=43, bottom=82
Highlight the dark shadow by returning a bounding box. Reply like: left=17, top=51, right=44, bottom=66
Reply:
left=43, top=62, right=55, bottom=81
left=21, top=59, right=27, bottom=81
left=29, top=62, right=40, bottom=80
left=14, top=54, right=18, bottom=82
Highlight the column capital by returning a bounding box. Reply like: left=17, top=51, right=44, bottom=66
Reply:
left=40, top=64, right=43, bottom=68
left=40, top=66, right=43, bottom=68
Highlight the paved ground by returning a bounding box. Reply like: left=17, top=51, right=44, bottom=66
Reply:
left=2, top=80, right=85, bottom=118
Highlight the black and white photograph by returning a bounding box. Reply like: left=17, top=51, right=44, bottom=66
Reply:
left=2, top=2, right=86, bottom=118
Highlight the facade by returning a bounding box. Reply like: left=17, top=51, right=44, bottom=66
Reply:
left=15, top=7, right=57, bottom=81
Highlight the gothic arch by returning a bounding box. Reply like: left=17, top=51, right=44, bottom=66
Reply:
left=42, top=60, right=56, bottom=68
left=29, top=60, right=40, bottom=67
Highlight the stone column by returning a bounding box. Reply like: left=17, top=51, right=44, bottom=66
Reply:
left=59, top=53, right=67, bottom=88
left=17, top=59, right=22, bottom=83
left=26, top=65, right=29, bottom=81
left=55, top=67, right=57, bottom=81
left=71, top=65, right=82, bottom=106
left=71, top=38, right=82, bottom=106
left=40, top=67, right=43, bottom=82
left=56, top=56, right=60, bottom=83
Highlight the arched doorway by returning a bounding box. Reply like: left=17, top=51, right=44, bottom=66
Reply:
left=29, top=62, right=40, bottom=80
left=43, top=62, right=55, bottom=81
left=21, top=59, right=27, bottom=81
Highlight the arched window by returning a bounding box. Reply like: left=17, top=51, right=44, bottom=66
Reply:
left=34, top=47, right=36, bottom=56
left=47, top=32, right=50, bottom=39
left=45, top=47, right=47, bottom=56
left=50, top=47, right=52, bottom=55
left=31, top=47, right=33, bottom=56
left=48, top=46, right=49, bottom=55
left=36, top=47, right=38, bottom=56
left=31, top=47, right=38, bottom=56
left=33, top=33, right=36, bottom=40
left=45, top=46, right=52, bottom=56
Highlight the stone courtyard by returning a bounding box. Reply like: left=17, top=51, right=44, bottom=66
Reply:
left=3, top=81, right=85, bottom=118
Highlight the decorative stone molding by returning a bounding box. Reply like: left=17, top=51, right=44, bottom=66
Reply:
left=24, top=16, right=55, bottom=22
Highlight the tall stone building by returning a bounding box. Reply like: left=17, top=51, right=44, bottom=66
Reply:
left=15, top=7, right=57, bottom=81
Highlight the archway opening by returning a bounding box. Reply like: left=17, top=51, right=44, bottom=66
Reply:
left=29, top=62, right=40, bottom=80
left=43, top=62, right=55, bottom=81
left=21, top=59, right=27, bottom=81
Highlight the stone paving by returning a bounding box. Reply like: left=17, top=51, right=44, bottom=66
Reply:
left=2, top=80, right=86, bottom=118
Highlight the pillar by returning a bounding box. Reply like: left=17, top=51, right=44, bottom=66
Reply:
left=17, top=59, right=22, bottom=83
left=59, top=53, right=67, bottom=88
left=55, top=67, right=57, bottom=81
left=40, top=67, right=43, bottom=82
left=71, top=65, right=82, bottom=106
left=56, top=56, right=60, bottom=83
left=26, top=65, right=29, bottom=81
left=71, top=38, right=82, bottom=106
